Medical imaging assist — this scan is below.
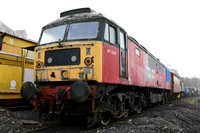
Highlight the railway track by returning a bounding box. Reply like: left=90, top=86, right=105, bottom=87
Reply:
left=1, top=96, right=199, bottom=133
left=5, top=105, right=33, bottom=111
left=26, top=101, right=171, bottom=132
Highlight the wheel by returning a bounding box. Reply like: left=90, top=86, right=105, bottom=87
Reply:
left=136, top=97, right=143, bottom=113
left=162, top=95, right=166, bottom=104
left=100, top=112, right=111, bottom=126
left=123, top=112, right=129, bottom=118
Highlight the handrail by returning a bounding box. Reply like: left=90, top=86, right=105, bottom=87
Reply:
left=0, top=51, right=34, bottom=60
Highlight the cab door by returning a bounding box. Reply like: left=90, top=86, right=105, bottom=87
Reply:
left=119, top=30, right=127, bottom=78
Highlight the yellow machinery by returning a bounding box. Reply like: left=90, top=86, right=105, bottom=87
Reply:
left=0, top=32, right=37, bottom=99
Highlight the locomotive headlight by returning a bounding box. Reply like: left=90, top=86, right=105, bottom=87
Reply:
left=61, top=70, right=68, bottom=78
left=47, top=57, right=53, bottom=64
left=36, top=61, right=42, bottom=68
left=71, top=55, right=77, bottom=62
left=84, top=57, right=93, bottom=66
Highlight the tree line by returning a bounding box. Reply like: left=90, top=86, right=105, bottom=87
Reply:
left=182, top=77, right=200, bottom=89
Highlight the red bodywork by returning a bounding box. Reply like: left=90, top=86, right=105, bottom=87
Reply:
left=170, top=72, right=180, bottom=93
left=102, top=43, right=121, bottom=84
left=35, top=85, right=96, bottom=111
left=102, top=43, right=128, bottom=85
left=102, top=39, right=171, bottom=90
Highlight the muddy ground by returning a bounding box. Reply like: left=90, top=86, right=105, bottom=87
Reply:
left=1, top=96, right=200, bottom=133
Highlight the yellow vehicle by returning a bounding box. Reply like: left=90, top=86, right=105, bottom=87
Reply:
left=0, top=32, right=36, bottom=99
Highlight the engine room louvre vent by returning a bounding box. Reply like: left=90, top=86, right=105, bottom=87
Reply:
left=60, top=8, right=95, bottom=17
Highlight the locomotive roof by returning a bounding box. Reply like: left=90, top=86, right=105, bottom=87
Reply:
left=45, top=12, right=104, bottom=27
left=43, top=8, right=123, bottom=31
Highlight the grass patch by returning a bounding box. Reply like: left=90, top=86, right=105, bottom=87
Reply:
left=184, top=99, right=195, bottom=105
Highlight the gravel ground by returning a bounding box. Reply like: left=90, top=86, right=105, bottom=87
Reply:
left=1, top=96, right=200, bottom=133
left=0, top=107, right=38, bottom=133
left=89, top=96, right=200, bottom=133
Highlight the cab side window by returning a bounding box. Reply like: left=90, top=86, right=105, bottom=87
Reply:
left=109, top=26, right=116, bottom=44
left=104, top=23, right=117, bottom=45
left=104, top=24, right=109, bottom=41
left=119, top=31, right=125, bottom=49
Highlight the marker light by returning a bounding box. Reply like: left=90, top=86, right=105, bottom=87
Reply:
left=61, top=70, right=68, bottom=78
left=84, top=57, right=93, bottom=66
left=36, top=61, right=42, bottom=68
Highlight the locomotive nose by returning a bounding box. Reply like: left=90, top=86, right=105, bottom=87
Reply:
left=70, top=80, right=90, bottom=102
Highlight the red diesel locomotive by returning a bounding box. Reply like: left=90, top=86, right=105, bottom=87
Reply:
left=22, top=8, right=176, bottom=126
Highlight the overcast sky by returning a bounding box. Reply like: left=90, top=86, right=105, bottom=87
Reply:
left=1, top=0, right=200, bottom=78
